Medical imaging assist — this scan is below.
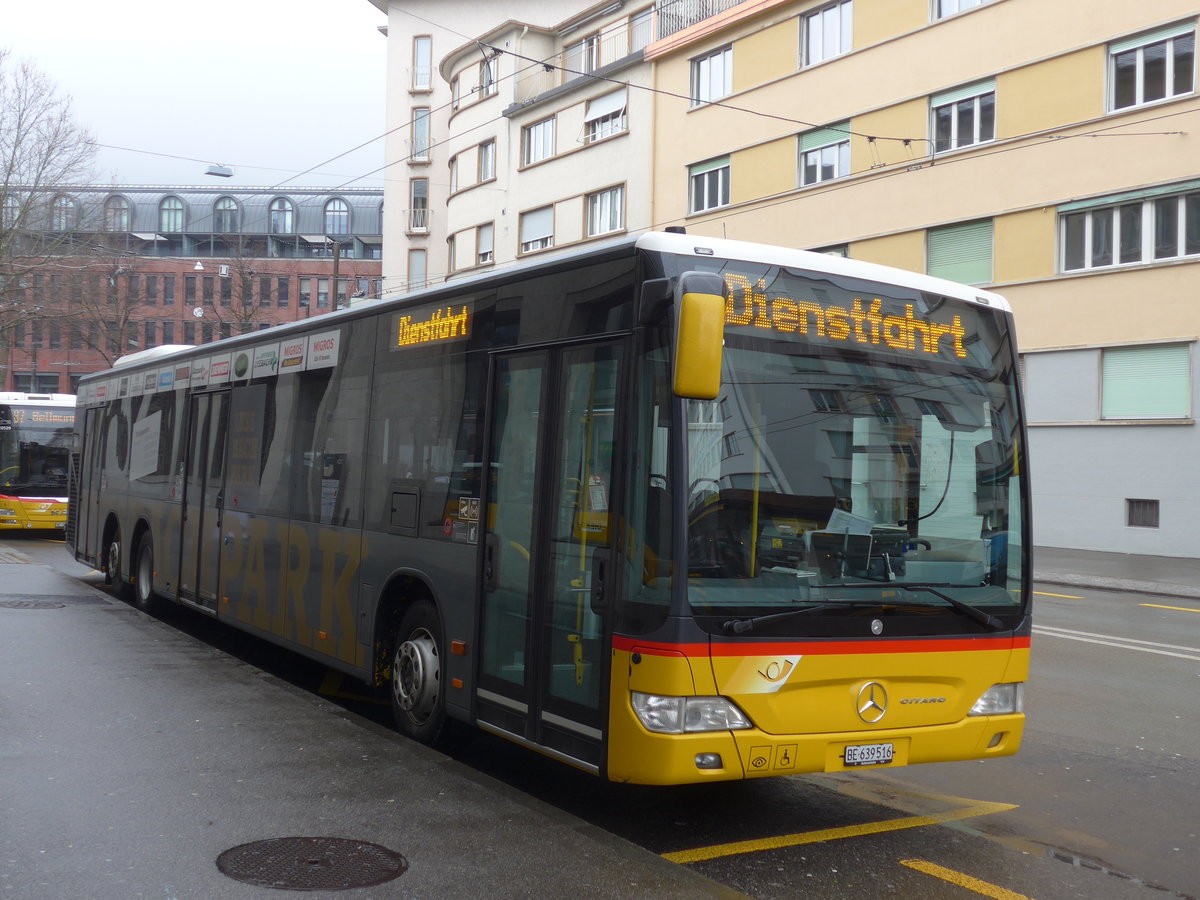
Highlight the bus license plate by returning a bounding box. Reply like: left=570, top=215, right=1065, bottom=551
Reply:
left=844, top=742, right=894, bottom=767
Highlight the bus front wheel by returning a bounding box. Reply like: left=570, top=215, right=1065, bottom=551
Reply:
left=390, top=600, right=447, bottom=746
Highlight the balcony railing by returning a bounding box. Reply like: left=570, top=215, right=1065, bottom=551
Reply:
left=655, top=0, right=744, bottom=40
left=514, top=1, right=743, bottom=103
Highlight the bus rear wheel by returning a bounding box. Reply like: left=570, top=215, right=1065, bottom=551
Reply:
left=390, top=600, right=447, bottom=746
left=134, top=535, right=159, bottom=612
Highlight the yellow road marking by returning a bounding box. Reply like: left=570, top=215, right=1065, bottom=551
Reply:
left=1033, top=591, right=1083, bottom=599
left=661, top=801, right=1016, bottom=864
left=1141, top=603, right=1200, bottom=613
left=902, top=859, right=1033, bottom=900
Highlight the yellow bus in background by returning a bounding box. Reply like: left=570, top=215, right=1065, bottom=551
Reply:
left=0, top=392, right=74, bottom=531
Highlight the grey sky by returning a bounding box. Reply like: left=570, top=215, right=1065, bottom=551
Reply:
left=4, top=0, right=389, bottom=189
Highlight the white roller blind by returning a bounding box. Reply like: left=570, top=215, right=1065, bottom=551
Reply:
left=520, top=206, right=553, bottom=242
left=586, top=89, right=627, bottom=122
left=1102, top=344, right=1191, bottom=419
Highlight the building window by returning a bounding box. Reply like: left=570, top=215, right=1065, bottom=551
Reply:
left=411, top=107, right=431, bottom=161
left=448, top=155, right=458, bottom=194
left=1, top=195, right=18, bottom=228
left=935, top=0, right=996, bottom=19
left=585, top=90, right=627, bottom=143
left=412, top=35, right=432, bottom=90
left=1060, top=182, right=1200, bottom=271
left=1126, top=499, right=1160, bottom=528
left=104, top=196, right=130, bottom=231
left=451, top=76, right=461, bottom=109
left=299, top=277, right=311, bottom=308
left=409, top=179, right=429, bottom=232
left=162, top=321, right=175, bottom=344
left=813, top=244, right=849, bottom=257
left=931, top=80, right=995, bottom=152
left=927, top=219, right=993, bottom=284
left=520, top=206, right=554, bottom=252
left=163, top=275, right=175, bottom=305
left=183, top=321, right=195, bottom=344
left=408, top=248, right=427, bottom=289
left=144, top=321, right=157, bottom=349
left=185, top=275, right=197, bottom=304
left=802, top=0, right=852, bottom=66
left=1110, top=23, right=1195, bottom=112
left=522, top=117, right=556, bottom=165
left=1102, top=343, right=1190, bottom=419
left=160, top=197, right=184, bottom=233
left=799, top=122, right=851, bottom=185
left=269, top=197, right=294, bottom=234
left=317, top=277, right=330, bottom=308
left=587, top=185, right=625, bottom=236
left=324, top=198, right=349, bottom=235
left=214, top=197, right=239, bottom=233
left=690, top=46, right=732, bottom=105
left=477, top=223, right=494, bottom=264
left=566, top=33, right=601, bottom=76
left=51, top=195, right=77, bottom=231
left=478, top=140, right=496, bottom=181
left=689, top=156, right=730, bottom=213
left=277, top=277, right=289, bottom=306
left=481, top=57, right=498, bottom=96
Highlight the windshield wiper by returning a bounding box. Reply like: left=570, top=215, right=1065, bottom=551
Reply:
left=827, top=582, right=1005, bottom=631
left=722, top=583, right=1008, bottom=634
left=722, top=599, right=880, bottom=634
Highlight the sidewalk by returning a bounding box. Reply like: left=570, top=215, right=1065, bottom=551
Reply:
left=1033, top=545, right=1200, bottom=599
left=0, top=548, right=743, bottom=900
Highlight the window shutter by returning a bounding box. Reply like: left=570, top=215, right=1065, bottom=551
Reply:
left=689, top=155, right=729, bottom=177
left=585, top=89, right=627, bottom=122
left=1102, top=344, right=1191, bottom=418
left=930, top=79, right=996, bottom=107
left=927, top=219, right=993, bottom=284
left=799, top=122, right=851, bottom=152
left=1110, top=21, right=1194, bottom=55
left=520, top=206, right=553, bottom=243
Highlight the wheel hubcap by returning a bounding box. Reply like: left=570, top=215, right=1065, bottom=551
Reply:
left=393, top=628, right=439, bottom=724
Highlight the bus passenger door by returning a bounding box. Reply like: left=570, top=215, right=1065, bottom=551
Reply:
left=178, top=392, right=229, bottom=612
left=478, top=343, right=622, bottom=771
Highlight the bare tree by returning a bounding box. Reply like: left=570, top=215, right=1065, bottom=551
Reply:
left=0, top=48, right=95, bottom=382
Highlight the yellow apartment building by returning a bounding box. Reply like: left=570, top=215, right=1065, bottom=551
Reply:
left=646, top=0, right=1200, bottom=556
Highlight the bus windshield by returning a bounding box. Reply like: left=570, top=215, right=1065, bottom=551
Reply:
left=682, top=267, right=1025, bottom=633
left=0, top=405, right=73, bottom=495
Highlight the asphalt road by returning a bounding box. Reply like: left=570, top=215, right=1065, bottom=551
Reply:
left=5, top=535, right=1197, bottom=900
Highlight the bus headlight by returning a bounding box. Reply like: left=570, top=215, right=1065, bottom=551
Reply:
left=631, top=692, right=752, bottom=733
left=969, top=683, right=1024, bottom=716
left=0, top=509, right=14, bottom=517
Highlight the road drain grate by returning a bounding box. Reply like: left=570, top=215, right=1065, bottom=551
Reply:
left=216, top=837, right=407, bottom=891
left=0, top=599, right=67, bottom=609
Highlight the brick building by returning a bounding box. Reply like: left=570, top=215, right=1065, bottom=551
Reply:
left=1, top=185, right=383, bottom=393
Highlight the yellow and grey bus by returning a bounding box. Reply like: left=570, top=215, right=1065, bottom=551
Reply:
left=68, top=232, right=1029, bottom=784
left=0, top=392, right=74, bottom=531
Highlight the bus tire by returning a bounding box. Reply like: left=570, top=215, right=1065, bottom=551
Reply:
left=133, top=534, right=159, bottom=613
left=107, top=531, right=132, bottom=601
left=390, top=600, right=447, bottom=746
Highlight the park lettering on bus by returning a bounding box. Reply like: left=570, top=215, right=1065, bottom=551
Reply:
left=724, top=273, right=967, bottom=359
left=394, top=304, right=471, bottom=349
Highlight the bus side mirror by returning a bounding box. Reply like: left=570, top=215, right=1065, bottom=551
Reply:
left=672, top=272, right=726, bottom=400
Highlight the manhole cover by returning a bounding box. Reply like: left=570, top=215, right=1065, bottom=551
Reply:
left=0, top=599, right=67, bottom=609
left=216, top=837, right=407, bottom=891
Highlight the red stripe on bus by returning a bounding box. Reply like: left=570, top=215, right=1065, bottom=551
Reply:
left=613, top=635, right=1031, bottom=657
